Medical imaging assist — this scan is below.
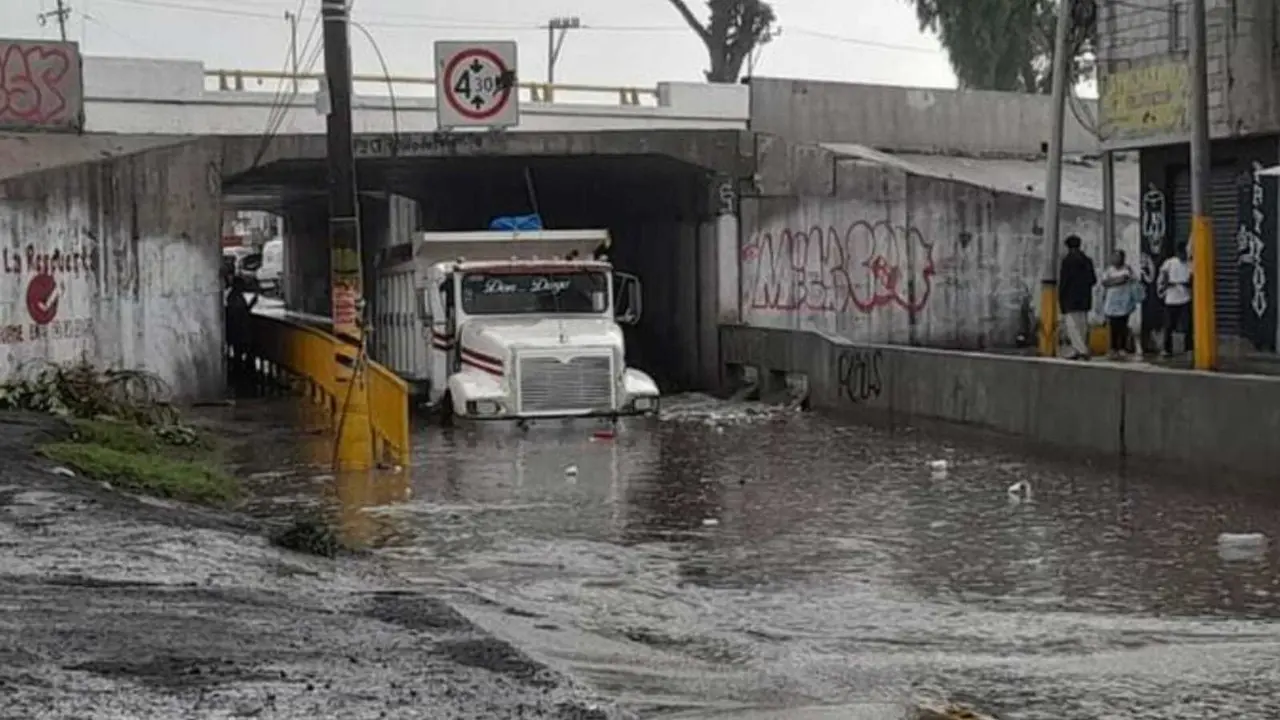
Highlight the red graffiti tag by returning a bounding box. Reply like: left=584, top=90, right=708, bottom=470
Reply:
left=0, top=42, right=75, bottom=127
left=741, top=220, right=935, bottom=314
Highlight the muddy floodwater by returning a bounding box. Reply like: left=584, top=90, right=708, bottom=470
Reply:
left=254, top=396, right=1280, bottom=719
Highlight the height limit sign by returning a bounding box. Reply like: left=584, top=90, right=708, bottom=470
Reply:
left=435, top=41, right=519, bottom=130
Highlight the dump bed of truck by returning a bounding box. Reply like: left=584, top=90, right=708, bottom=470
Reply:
left=379, top=229, right=610, bottom=275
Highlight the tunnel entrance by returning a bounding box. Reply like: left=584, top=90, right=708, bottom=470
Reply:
left=227, top=150, right=731, bottom=393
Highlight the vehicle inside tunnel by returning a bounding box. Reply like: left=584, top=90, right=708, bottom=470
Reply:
left=225, top=150, right=730, bottom=394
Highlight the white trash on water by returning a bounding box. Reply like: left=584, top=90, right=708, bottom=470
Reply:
left=1218, top=532, right=1267, bottom=546
left=564, top=465, right=578, bottom=477
left=1007, top=480, right=1032, bottom=503
left=702, top=518, right=720, bottom=527
left=927, top=460, right=949, bottom=471
left=1218, top=533, right=1268, bottom=562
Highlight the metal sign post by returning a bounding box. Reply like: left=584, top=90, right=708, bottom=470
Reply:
left=434, top=41, right=520, bottom=130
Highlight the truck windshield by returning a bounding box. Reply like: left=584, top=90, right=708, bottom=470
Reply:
left=460, top=270, right=608, bottom=315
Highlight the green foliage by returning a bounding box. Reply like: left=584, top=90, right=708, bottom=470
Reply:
left=0, top=359, right=178, bottom=426
left=908, top=0, right=1095, bottom=93
left=0, top=360, right=237, bottom=507
left=39, top=440, right=238, bottom=505
left=667, top=0, right=777, bottom=83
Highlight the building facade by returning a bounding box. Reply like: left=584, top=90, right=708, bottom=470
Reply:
left=1097, top=0, right=1280, bottom=354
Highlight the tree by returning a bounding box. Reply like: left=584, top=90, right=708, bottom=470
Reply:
left=907, top=0, right=1095, bottom=94
left=666, top=0, right=777, bottom=83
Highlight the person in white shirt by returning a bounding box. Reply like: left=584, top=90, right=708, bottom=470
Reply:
left=1157, top=244, right=1193, bottom=357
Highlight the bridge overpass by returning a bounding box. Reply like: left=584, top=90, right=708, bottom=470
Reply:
left=1, top=44, right=1134, bottom=412
left=80, top=56, right=750, bottom=137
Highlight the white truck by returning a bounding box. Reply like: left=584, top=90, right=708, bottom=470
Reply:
left=374, top=229, right=660, bottom=422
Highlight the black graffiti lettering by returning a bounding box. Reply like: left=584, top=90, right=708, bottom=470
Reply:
left=836, top=349, right=883, bottom=404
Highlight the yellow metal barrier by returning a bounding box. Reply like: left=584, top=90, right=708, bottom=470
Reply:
left=205, top=68, right=659, bottom=107
left=238, top=312, right=411, bottom=470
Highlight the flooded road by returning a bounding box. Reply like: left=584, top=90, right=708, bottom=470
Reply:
left=321, top=396, right=1280, bottom=719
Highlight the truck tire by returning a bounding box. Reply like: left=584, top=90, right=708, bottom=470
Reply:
left=438, top=391, right=455, bottom=427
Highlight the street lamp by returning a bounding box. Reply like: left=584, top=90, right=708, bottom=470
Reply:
left=546, top=16, right=581, bottom=86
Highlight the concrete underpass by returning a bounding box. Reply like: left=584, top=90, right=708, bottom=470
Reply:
left=225, top=129, right=748, bottom=392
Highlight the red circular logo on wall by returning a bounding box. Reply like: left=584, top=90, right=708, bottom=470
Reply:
left=26, top=273, right=59, bottom=325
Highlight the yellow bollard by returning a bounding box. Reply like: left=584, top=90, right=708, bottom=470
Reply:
left=1038, top=282, right=1060, bottom=357
left=1190, top=215, right=1217, bottom=369
left=1088, top=324, right=1110, bottom=356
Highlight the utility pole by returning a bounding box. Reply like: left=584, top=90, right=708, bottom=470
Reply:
left=546, top=16, right=580, bottom=94
left=285, top=10, right=300, bottom=94
left=37, top=0, right=72, bottom=41
left=1188, top=0, right=1216, bottom=370
left=1037, top=0, right=1074, bottom=358
left=321, top=0, right=372, bottom=468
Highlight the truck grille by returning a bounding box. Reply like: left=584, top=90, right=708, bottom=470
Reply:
left=518, top=354, right=614, bottom=414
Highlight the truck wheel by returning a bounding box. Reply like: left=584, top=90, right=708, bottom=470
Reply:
left=438, top=391, right=455, bottom=427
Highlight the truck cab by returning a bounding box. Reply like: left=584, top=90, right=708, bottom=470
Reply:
left=375, top=230, right=660, bottom=422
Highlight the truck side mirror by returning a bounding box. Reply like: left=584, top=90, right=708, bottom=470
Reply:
left=614, top=272, right=642, bottom=326
left=416, top=289, right=432, bottom=321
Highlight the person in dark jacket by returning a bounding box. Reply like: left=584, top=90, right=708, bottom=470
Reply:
left=1058, top=234, right=1097, bottom=359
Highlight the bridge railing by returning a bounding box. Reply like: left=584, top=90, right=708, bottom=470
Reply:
left=237, top=312, right=411, bottom=469
left=205, top=69, right=657, bottom=107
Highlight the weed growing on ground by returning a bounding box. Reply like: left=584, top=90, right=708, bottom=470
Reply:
left=38, top=441, right=238, bottom=504
left=271, top=515, right=346, bottom=558
left=0, top=361, right=239, bottom=506
left=38, top=418, right=238, bottom=504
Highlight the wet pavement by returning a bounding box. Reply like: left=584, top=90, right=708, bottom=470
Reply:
left=301, top=395, right=1280, bottom=719
left=7, top=395, right=1280, bottom=719
left=0, top=410, right=622, bottom=720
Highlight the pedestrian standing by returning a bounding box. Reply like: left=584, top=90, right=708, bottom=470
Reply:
left=1058, top=235, right=1097, bottom=359
left=1100, top=249, right=1141, bottom=359
left=1157, top=243, right=1193, bottom=357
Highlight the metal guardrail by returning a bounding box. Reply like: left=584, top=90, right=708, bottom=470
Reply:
left=205, top=69, right=654, bottom=106
left=239, top=311, right=411, bottom=470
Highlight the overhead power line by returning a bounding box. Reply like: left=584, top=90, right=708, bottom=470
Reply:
left=93, top=0, right=944, bottom=56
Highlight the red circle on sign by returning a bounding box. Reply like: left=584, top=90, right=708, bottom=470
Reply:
left=26, top=273, right=58, bottom=325
left=443, top=48, right=513, bottom=121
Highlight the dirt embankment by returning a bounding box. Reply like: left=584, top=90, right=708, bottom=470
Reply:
left=0, top=412, right=625, bottom=720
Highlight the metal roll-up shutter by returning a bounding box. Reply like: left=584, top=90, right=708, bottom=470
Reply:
left=1171, top=167, right=1242, bottom=336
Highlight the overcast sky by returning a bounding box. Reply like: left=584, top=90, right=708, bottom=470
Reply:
left=7, top=0, right=957, bottom=90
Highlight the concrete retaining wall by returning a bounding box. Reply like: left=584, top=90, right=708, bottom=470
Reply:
left=722, top=325, right=1280, bottom=477
left=739, top=161, right=1141, bottom=349
left=748, top=77, right=1099, bottom=156
left=0, top=139, right=225, bottom=399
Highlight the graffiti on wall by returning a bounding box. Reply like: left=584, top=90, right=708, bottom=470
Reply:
left=1237, top=162, right=1277, bottom=350
left=1141, top=184, right=1166, bottom=260
left=1135, top=183, right=1168, bottom=338
left=1100, top=62, right=1189, bottom=140
left=836, top=348, right=883, bottom=404
left=0, top=40, right=84, bottom=132
left=740, top=220, right=935, bottom=315
left=0, top=242, right=97, bottom=345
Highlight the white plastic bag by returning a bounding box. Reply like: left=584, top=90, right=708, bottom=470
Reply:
left=1088, top=286, right=1106, bottom=326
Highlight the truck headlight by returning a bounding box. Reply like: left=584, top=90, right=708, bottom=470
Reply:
left=468, top=400, right=501, bottom=416
left=633, top=396, right=656, bottom=411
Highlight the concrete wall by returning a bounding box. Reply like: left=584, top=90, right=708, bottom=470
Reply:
left=748, top=77, right=1099, bottom=155
left=0, top=134, right=187, bottom=182
left=1097, top=0, right=1278, bottom=149
left=739, top=160, right=1141, bottom=349
left=0, top=140, right=225, bottom=399
left=722, top=325, right=1280, bottom=477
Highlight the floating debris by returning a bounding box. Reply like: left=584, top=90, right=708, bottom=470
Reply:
left=49, top=466, right=76, bottom=478
left=1007, top=480, right=1032, bottom=503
